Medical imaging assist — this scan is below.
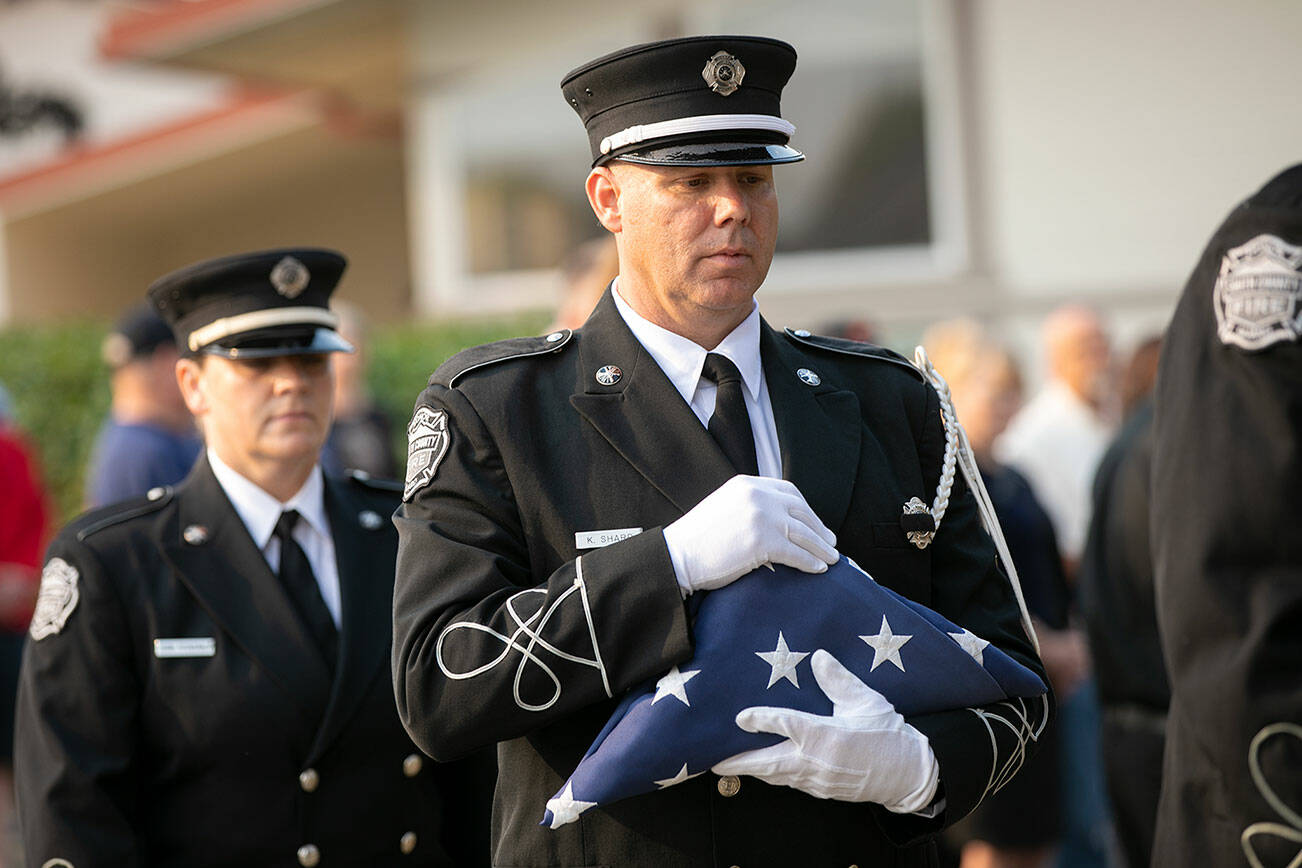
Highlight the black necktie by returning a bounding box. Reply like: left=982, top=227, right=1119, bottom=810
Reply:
left=701, top=352, right=760, bottom=476
left=273, top=510, right=338, bottom=671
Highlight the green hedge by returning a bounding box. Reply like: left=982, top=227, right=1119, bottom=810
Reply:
left=0, top=313, right=548, bottom=525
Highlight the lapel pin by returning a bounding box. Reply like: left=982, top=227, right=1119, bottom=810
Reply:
left=359, top=510, right=384, bottom=530
left=796, top=368, right=821, bottom=387
left=901, top=497, right=936, bottom=549
left=183, top=525, right=209, bottom=546
left=595, top=365, right=622, bottom=386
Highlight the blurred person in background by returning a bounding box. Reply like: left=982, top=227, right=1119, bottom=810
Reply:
left=1151, top=164, right=1302, bottom=867
left=995, top=305, right=1113, bottom=868
left=0, top=387, right=50, bottom=865
left=818, top=318, right=878, bottom=343
left=17, top=249, right=487, bottom=868
left=997, top=306, right=1114, bottom=575
left=1077, top=336, right=1165, bottom=868
left=549, top=235, right=620, bottom=333
left=85, top=303, right=201, bottom=507
left=926, top=321, right=1087, bottom=868
left=320, top=300, right=399, bottom=480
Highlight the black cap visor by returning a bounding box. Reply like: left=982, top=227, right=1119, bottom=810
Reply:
left=200, top=326, right=354, bottom=360
left=615, top=141, right=804, bottom=167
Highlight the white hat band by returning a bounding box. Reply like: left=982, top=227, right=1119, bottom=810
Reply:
left=599, top=113, right=796, bottom=155
left=188, top=307, right=339, bottom=352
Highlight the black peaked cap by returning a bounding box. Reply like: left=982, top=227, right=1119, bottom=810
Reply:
left=147, top=248, right=352, bottom=359
left=562, top=35, right=802, bottom=167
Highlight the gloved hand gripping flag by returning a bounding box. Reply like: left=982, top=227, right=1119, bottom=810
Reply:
left=543, top=556, right=1045, bottom=828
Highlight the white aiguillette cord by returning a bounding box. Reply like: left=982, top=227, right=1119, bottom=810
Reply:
left=913, top=346, right=1041, bottom=656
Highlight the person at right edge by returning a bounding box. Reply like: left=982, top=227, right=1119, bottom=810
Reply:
left=1150, top=162, right=1302, bottom=868
left=393, top=35, right=1048, bottom=868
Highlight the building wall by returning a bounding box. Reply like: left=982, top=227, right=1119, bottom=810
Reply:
left=965, top=0, right=1302, bottom=377
left=973, top=0, right=1302, bottom=299
left=4, top=124, right=409, bottom=322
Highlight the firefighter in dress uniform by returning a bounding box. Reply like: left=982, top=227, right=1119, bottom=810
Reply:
left=393, top=36, right=1048, bottom=868
left=16, top=249, right=489, bottom=868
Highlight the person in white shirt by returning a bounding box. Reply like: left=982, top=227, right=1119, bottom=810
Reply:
left=997, top=305, right=1115, bottom=570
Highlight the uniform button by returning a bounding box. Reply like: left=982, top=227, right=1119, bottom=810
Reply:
left=403, top=753, right=423, bottom=777
left=546, top=331, right=565, bottom=343
left=717, top=775, right=741, bottom=797
left=297, top=844, right=320, bottom=867
left=401, top=831, right=418, bottom=854
left=298, top=768, right=319, bottom=792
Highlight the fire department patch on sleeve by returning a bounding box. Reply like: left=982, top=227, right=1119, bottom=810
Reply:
left=404, top=406, right=452, bottom=502
left=30, top=557, right=80, bottom=640
left=1213, top=233, right=1302, bottom=351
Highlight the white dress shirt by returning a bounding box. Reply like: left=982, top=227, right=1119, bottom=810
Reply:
left=208, top=449, right=343, bottom=627
left=612, top=282, right=783, bottom=479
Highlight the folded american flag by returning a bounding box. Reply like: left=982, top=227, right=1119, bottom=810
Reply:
left=543, top=556, right=1045, bottom=828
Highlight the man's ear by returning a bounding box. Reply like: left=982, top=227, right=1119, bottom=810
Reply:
left=175, top=357, right=207, bottom=417
left=585, top=166, right=622, bottom=233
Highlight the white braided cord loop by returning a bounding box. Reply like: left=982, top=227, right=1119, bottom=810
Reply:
left=912, top=346, right=1040, bottom=655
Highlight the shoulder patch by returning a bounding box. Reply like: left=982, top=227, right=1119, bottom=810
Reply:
left=74, top=487, right=174, bottom=541
left=404, top=406, right=451, bottom=501
left=30, top=557, right=80, bottom=640
left=783, top=328, right=923, bottom=380
left=1213, top=233, right=1302, bottom=351
left=433, top=329, right=573, bottom=389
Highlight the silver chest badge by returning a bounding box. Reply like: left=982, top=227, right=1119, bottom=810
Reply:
left=702, top=51, right=745, bottom=96
left=31, top=557, right=80, bottom=640
left=1214, top=233, right=1302, bottom=351
left=595, top=365, right=622, bottom=386
left=796, top=368, right=821, bottom=386
left=404, top=406, right=452, bottom=501
left=270, top=255, right=310, bottom=299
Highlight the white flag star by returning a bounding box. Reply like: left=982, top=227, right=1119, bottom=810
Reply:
left=860, top=615, right=912, bottom=672
left=949, top=628, right=990, bottom=665
left=755, top=631, right=810, bottom=688
left=653, top=763, right=702, bottom=789
left=651, top=665, right=700, bottom=706
left=546, top=782, right=597, bottom=828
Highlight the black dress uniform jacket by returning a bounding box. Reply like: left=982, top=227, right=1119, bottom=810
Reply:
left=16, top=456, right=486, bottom=868
left=1151, top=165, right=1302, bottom=867
left=394, top=291, right=1047, bottom=868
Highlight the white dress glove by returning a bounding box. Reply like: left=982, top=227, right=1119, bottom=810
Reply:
left=662, top=476, right=838, bottom=595
left=711, top=649, right=939, bottom=814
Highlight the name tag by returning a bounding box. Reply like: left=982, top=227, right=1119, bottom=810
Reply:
left=153, top=637, right=216, bottom=658
left=575, top=527, right=642, bottom=550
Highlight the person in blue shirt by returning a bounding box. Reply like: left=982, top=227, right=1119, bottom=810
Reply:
left=85, top=304, right=201, bottom=507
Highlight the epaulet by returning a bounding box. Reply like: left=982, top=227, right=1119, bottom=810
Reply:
left=73, top=485, right=174, bottom=541
left=782, top=328, right=923, bottom=381
left=433, top=329, right=574, bottom=389
left=346, top=469, right=403, bottom=494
